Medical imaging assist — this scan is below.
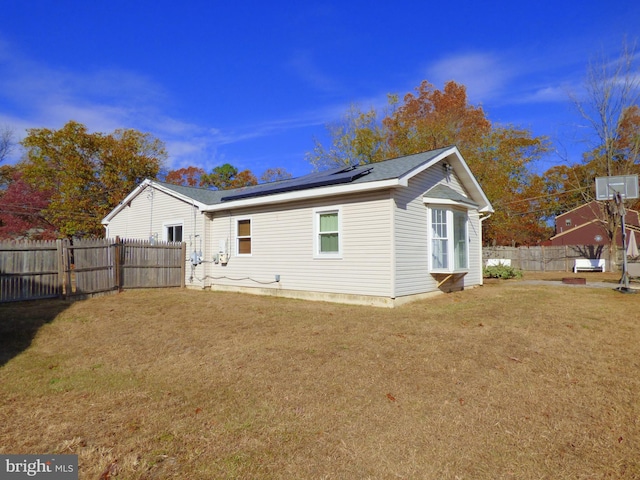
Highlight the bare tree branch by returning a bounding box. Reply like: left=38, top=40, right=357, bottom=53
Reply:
left=569, top=38, right=640, bottom=270
left=0, top=125, right=15, bottom=164
left=571, top=39, right=640, bottom=176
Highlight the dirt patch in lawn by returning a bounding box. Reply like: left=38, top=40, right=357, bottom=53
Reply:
left=1, top=282, right=639, bottom=479
left=520, top=271, right=623, bottom=283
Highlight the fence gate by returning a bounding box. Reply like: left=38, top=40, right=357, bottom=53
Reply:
left=62, top=238, right=117, bottom=300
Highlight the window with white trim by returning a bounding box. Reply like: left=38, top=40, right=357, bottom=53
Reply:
left=164, top=223, right=183, bottom=242
left=453, top=210, right=468, bottom=270
left=236, top=218, right=252, bottom=255
left=315, top=209, right=341, bottom=257
left=429, top=207, right=468, bottom=271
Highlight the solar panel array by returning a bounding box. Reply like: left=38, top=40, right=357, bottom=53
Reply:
left=221, top=164, right=373, bottom=202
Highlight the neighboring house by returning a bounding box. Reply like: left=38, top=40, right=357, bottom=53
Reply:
left=102, top=146, right=493, bottom=307
left=550, top=200, right=640, bottom=247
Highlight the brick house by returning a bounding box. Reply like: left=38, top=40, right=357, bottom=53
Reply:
left=550, top=201, right=640, bottom=247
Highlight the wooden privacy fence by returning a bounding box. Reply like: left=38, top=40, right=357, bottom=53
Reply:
left=1, top=238, right=186, bottom=303
left=483, top=245, right=626, bottom=272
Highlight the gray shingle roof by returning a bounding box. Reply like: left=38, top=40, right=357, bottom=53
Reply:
left=152, top=180, right=227, bottom=204
left=350, top=147, right=452, bottom=184
left=423, top=184, right=478, bottom=207
left=157, top=147, right=453, bottom=205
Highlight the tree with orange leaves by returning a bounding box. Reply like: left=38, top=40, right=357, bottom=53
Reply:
left=307, top=80, right=551, bottom=245
left=201, top=163, right=258, bottom=190
left=164, top=166, right=206, bottom=187
left=20, top=121, right=165, bottom=238
left=384, top=81, right=491, bottom=161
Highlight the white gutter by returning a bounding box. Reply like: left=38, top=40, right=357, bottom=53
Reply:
left=478, top=213, right=493, bottom=286
left=202, top=178, right=401, bottom=212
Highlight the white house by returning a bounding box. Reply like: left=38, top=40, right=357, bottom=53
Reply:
left=102, top=146, right=493, bottom=307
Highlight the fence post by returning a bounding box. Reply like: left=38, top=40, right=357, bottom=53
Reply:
left=181, top=242, right=186, bottom=288
left=56, top=239, right=64, bottom=299
left=66, top=239, right=74, bottom=299
left=114, top=236, right=122, bottom=292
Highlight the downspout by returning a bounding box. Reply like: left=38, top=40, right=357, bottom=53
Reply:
left=479, top=213, right=492, bottom=285
left=147, top=184, right=155, bottom=243
left=389, top=191, right=396, bottom=301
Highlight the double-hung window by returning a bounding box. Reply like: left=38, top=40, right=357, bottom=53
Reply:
left=429, top=207, right=468, bottom=271
left=164, top=223, right=183, bottom=243
left=431, top=208, right=449, bottom=269
left=237, top=219, right=252, bottom=255
left=315, top=209, right=341, bottom=258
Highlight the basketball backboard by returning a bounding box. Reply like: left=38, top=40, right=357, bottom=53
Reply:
left=595, top=175, right=639, bottom=201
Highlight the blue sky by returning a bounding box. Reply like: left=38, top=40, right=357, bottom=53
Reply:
left=1, top=0, right=638, bottom=179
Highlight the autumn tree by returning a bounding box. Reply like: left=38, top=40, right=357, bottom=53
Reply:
left=306, top=80, right=551, bottom=245
left=201, top=163, right=258, bottom=190
left=0, top=171, right=56, bottom=240
left=164, top=166, right=206, bottom=186
left=0, top=164, right=16, bottom=189
left=601, top=104, right=640, bottom=212
left=201, top=163, right=237, bottom=189
left=537, top=163, right=595, bottom=217
left=306, top=104, right=389, bottom=170
left=384, top=81, right=491, bottom=163
left=100, top=128, right=167, bottom=206
left=20, top=121, right=166, bottom=237
left=231, top=169, right=258, bottom=188
left=260, top=167, right=292, bottom=183
left=565, top=41, right=640, bottom=266
left=473, top=127, right=552, bottom=245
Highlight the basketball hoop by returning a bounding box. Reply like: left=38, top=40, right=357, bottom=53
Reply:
left=595, top=175, right=639, bottom=201
left=595, top=175, right=639, bottom=292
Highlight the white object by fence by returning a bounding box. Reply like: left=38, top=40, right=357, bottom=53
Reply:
left=573, top=258, right=605, bottom=272
left=486, top=259, right=511, bottom=267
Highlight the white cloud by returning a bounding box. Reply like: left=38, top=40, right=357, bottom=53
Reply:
left=426, top=52, right=515, bottom=102
left=422, top=49, right=593, bottom=113
left=0, top=37, right=333, bottom=171
left=0, top=49, right=162, bottom=130
left=517, top=85, right=573, bottom=104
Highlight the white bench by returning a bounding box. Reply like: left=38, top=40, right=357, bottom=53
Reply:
left=486, top=259, right=511, bottom=267
left=574, top=259, right=605, bottom=273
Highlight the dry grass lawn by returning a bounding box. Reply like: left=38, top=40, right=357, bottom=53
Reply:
left=1, top=273, right=639, bottom=479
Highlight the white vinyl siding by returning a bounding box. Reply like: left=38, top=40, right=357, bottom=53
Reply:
left=208, top=191, right=393, bottom=297
left=104, top=185, right=204, bottom=286
left=393, top=160, right=481, bottom=297
left=107, top=186, right=196, bottom=242
left=393, top=168, right=437, bottom=297
left=466, top=209, right=482, bottom=286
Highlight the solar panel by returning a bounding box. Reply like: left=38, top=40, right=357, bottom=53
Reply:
left=221, top=165, right=372, bottom=202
